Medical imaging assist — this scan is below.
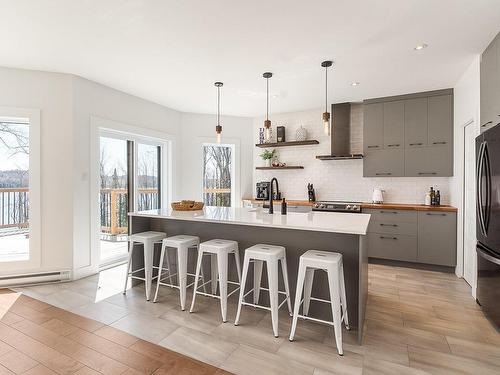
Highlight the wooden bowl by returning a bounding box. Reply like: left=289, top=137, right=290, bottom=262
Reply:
left=171, top=201, right=204, bottom=211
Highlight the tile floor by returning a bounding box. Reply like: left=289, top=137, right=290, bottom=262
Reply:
left=8, top=262, right=500, bottom=374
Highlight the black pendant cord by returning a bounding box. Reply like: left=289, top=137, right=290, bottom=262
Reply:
left=217, top=85, right=221, bottom=125
left=325, top=66, right=328, bottom=112
left=266, top=77, right=269, bottom=121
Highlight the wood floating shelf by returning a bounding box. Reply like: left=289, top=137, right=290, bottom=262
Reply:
left=255, top=140, right=319, bottom=148
left=255, top=166, right=304, bottom=170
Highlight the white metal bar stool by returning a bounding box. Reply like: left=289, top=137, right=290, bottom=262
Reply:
left=123, top=231, right=167, bottom=300
left=234, top=244, right=292, bottom=338
left=153, top=235, right=206, bottom=310
left=189, top=239, right=242, bottom=322
left=289, top=250, right=349, bottom=355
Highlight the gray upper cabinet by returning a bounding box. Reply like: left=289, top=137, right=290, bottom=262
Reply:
left=428, top=95, right=453, bottom=146
left=480, top=32, right=500, bottom=133
left=363, top=103, right=384, bottom=152
left=404, top=98, right=428, bottom=148
left=363, top=89, right=453, bottom=177
left=383, top=101, right=404, bottom=149
left=363, top=149, right=404, bottom=177
left=417, top=211, right=457, bottom=266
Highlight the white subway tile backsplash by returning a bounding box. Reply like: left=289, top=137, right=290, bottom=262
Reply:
left=253, top=107, right=451, bottom=204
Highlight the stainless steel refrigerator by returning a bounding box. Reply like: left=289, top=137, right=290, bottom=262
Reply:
left=476, top=123, right=500, bottom=329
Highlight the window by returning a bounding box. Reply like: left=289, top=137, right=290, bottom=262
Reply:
left=202, top=144, right=233, bottom=207
left=0, top=120, right=30, bottom=262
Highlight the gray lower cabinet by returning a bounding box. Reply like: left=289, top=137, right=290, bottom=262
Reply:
left=404, top=145, right=453, bottom=177
left=365, top=208, right=457, bottom=267
left=417, top=211, right=457, bottom=266
left=363, top=149, right=404, bottom=177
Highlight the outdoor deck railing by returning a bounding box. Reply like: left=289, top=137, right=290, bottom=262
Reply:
left=0, top=188, right=29, bottom=230
left=100, top=188, right=159, bottom=235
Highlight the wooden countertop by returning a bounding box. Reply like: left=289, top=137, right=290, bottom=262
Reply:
left=243, top=198, right=458, bottom=212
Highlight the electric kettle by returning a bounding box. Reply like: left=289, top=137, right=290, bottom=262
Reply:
left=372, top=188, right=384, bottom=204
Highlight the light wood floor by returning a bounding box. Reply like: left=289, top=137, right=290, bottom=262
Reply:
left=6, top=262, right=500, bottom=375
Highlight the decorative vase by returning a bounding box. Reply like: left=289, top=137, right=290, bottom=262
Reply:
left=295, top=126, right=307, bottom=141
left=265, top=159, right=271, bottom=167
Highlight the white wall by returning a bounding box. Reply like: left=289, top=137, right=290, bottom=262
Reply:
left=450, top=57, right=481, bottom=284
left=179, top=113, right=253, bottom=203
left=0, top=67, right=74, bottom=275
left=72, top=76, right=183, bottom=278
left=253, top=107, right=451, bottom=204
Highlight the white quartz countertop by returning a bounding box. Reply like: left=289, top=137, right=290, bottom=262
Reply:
left=130, top=206, right=371, bottom=235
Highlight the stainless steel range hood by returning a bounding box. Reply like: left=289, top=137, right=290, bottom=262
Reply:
left=316, top=102, right=364, bottom=160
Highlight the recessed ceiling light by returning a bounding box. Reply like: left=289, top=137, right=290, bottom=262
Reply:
left=414, top=43, right=428, bottom=51
left=351, top=82, right=360, bottom=86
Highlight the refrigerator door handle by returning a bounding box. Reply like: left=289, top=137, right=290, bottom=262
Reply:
left=484, top=142, right=492, bottom=233
left=476, top=142, right=487, bottom=236
left=477, top=246, right=500, bottom=266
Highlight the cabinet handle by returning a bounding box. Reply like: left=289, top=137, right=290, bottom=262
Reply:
left=418, top=172, right=437, bottom=175
left=380, top=223, right=398, bottom=227
left=380, top=211, right=398, bottom=214
left=375, top=173, right=392, bottom=176
left=481, top=121, right=493, bottom=128
left=409, top=142, right=423, bottom=146
left=387, top=144, right=400, bottom=147
left=367, top=145, right=380, bottom=149
left=426, top=212, right=447, bottom=216
left=380, top=236, right=398, bottom=240
left=432, top=141, right=447, bottom=145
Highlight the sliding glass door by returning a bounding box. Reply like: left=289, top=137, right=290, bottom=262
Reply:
left=98, top=132, right=165, bottom=266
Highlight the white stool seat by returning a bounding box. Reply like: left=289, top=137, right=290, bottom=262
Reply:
left=235, top=243, right=292, bottom=337
left=162, top=234, right=199, bottom=248
left=300, top=250, right=342, bottom=267
left=245, top=244, right=286, bottom=260
left=289, top=250, right=349, bottom=356
left=190, top=239, right=242, bottom=322
left=153, top=235, right=203, bottom=310
left=129, top=231, right=167, bottom=243
left=124, top=231, right=167, bottom=301
left=199, top=239, right=238, bottom=253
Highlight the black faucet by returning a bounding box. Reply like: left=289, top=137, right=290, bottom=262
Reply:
left=269, top=177, right=279, bottom=214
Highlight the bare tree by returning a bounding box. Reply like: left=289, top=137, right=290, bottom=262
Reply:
left=0, top=122, right=29, bottom=156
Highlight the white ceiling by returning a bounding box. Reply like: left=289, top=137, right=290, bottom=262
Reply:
left=1, top=0, right=499, bottom=117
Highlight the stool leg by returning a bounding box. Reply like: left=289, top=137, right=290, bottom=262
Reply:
left=267, top=258, right=280, bottom=337
left=327, top=266, right=343, bottom=356
left=280, top=256, right=293, bottom=316
left=189, top=249, right=204, bottom=313
left=253, top=260, right=263, bottom=305
left=303, top=268, right=315, bottom=316
left=289, top=262, right=306, bottom=341
left=210, top=254, right=218, bottom=295
left=123, top=241, right=134, bottom=294
left=235, top=254, right=250, bottom=326
left=165, top=247, right=173, bottom=285
left=153, top=243, right=167, bottom=303
left=233, top=247, right=242, bottom=284
left=217, top=253, right=229, bottom=322
left=339, top=261, right=349, bottom=330
left=177, top=245, right=189, bottom=311
left=144, top=240, right=154, bottom=301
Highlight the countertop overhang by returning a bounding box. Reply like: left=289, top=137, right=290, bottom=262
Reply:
left=129, top=206, right=371, bottom=235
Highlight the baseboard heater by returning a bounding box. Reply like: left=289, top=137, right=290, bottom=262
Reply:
left=0, top=270, right=71, bottom=288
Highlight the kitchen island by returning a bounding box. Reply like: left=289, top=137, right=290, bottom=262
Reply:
left=129, top=206, right=370, bottom=342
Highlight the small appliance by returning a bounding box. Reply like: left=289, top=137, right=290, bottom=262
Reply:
left=256, top=182, right=270, bottom=200
left=312, top=201, right=362, bottom=213
left=372, top=188, right=384, bottom=204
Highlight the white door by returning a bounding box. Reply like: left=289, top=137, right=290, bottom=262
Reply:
left=463, top=121, right=478, bottom=288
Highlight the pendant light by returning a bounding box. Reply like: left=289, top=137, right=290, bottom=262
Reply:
left=263, top=72, right=273, bottom=142
left=214, top=82, right=223, bottom=143
left=321, top=60, right=333, bottom=136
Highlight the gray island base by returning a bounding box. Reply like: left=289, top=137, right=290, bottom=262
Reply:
left=129, top=207, right=370, bottom=343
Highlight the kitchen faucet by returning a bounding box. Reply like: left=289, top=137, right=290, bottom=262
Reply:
left=268, top=177, right=279, bottom=214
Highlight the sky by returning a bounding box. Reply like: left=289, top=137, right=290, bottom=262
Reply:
left=0, top=122, right=29, bottom=171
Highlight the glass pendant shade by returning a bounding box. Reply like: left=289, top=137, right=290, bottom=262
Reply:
left=216, top=125, right=222, bottom=143
left=323, top=111, right=330, bottom=136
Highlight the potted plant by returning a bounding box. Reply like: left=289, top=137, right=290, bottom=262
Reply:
left=260, top=149, right=276, bottom=167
